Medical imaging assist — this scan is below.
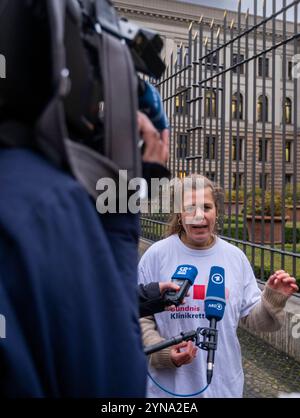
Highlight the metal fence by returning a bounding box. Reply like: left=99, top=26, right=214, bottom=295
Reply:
left=141, top=0, right=300, bottom=287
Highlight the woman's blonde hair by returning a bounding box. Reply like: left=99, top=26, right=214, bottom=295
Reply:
left=165, top=174, right=223, bottom=238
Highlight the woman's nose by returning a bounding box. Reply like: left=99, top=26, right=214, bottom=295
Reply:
left=194, top=206, right=204, bottom=220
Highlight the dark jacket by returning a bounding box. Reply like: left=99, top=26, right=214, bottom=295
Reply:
left=139, top=283, right=166, bottom=317
left=0, top=147, right=146, bottom=397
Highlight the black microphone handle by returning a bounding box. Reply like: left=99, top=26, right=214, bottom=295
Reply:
left=207, top=318, right=217, bottom=385
left=144, top=330, right=197, bottom=355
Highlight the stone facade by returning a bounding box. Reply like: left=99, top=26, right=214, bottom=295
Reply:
left=115, top=0, right=300, bottom=191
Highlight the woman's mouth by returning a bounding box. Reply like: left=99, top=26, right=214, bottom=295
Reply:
left=191, top=225, right=208, bottom=230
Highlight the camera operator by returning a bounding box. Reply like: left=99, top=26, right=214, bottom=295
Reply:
left=0, top=0, right=169, bottom=397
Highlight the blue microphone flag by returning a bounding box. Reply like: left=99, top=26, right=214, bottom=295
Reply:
left=204, top=266, right=226, bottom=321
left=172, top=265, right=198, bottom=284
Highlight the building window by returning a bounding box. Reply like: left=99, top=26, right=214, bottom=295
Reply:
left=177, top=44, right=189, bottom=69
left=288, top=61, right=293, bottom=80
left=206, top=49, right=218, bottom=69
left=233, top=173, right=243, bottom=189
left=257, top=95, right=268, bottom=122
left=285, top=98, right=292, bottom=124
left=205, top=90, right=216, bottom=117
left=259, top=173, right=268, bottom=190
left=175, top=87, right=188, bottom=114
left=176, top=45, right=181, bottom=69
left=258, top=57, right=269, bottom=77
left=232, top=137, right=244, bottom=161
left=232, top=93, right=243, bottom=120
left=258, top=138, right=268, bottom=162
left=285, top=141, right=293, bottom=163
left=177, top=133, right=188, bottom=158
left=205, top=136, right=216, bottom=160
left=285, top=174, right=293, bottom=185
left=232, top=53, right=244, bottom=74
left=205, top=171, right=216, bottom=182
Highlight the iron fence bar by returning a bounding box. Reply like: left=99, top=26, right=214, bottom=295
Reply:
left=198, top=17, right=204, bottom=174
left=208, top=19, right=214, bottom=180
left=162, top=88, right=190, bottom=104
left=143, top=0, right=300, bottom=286
left=228, top=20, right=234, bottom=238
left=251, top=0, right=258, bottom=267
left=155, top=0, right=300, bottom=89
left=193, top=0, right=300, bottom=68
left=219, top=236, right=300, bottom=258
left=196, top=32, right=300, bottom=87
left=215, top=27, right=220, bottom=184
left=182, top=42, right=188, bottom=177
left=165, top=63, right=171, bottom=171
left=281, top=0, right=287, bottom=269
left=186, top=23, right=192, bottom=175
left=270, top=0, right=276, bottom=273
left=260, top=0, right=267, bottom=279
left=203, top=38, right=208, bottom=177
left=174, top=50, right=179, bottom=178
left=191, top=29, right=198, bottom=174
left=140, top=218, right=300, bottom=259
left=235, top=0, right=242, bottom=243
left=292, top=2, right=299, bottom=278
left=178, top=44, right=183, bottom=178
left=220, top=11, right=227, bottom=196
left=243, top=9, right=250, bottom=255
left=170, top=52, right=176, bottom=178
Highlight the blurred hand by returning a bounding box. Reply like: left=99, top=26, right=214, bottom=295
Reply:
left=158, top=281, right=190, bottom=310
left=267, top=270, right=299, bottom=297
left=170, top=341, right=197, bottom=367
left=158, top=281, right=180, bottom=295
left=137, top=111, right=169, bottom=165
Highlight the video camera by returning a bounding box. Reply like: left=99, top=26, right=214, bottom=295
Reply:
left=89, top=0, right=166, bottom=79
left=118, top=18, right=165, bottom=79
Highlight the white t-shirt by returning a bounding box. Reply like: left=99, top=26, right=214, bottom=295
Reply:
left=138, top=234, right=261, bottom=398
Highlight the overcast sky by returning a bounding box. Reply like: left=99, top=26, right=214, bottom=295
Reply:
left=179, top=0, right=298, bottom=21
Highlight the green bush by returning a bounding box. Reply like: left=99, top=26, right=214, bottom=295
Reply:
left=221, top=221, right=300, bottom=244
left=285, top=183, right=300, bottom=206
left=222, top=225, right=246, bottom=240
left=284, top=224, right=300, bottom=243
left=246, top=189, right=282, bottom=216
left=225, top=189, right=245, bottom=202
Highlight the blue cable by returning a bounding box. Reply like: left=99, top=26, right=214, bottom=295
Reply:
left=147, top=372, right=209, bottom=398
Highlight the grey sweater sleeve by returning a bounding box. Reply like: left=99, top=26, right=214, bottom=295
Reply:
left=240, top=285, right=289, bottom=331
left=140, top=316, right=177, bottom=369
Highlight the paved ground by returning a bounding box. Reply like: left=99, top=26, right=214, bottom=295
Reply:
left=238, top=327, right=300, bottom=398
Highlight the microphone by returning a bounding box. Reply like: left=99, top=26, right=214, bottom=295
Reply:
left=204, top=266, right=226, bottom=384
left=144, top=329, right=198, bottom=356
left=164, top=264, right=198, bottom=307
left=138, top=80, right=169, bottom=131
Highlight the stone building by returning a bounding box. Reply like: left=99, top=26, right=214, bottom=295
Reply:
left=114, top=0, right=300, bottom=192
